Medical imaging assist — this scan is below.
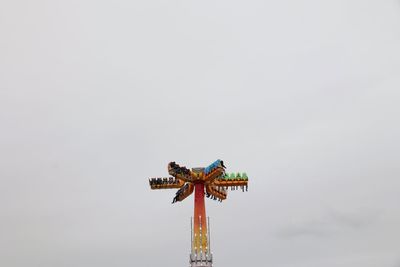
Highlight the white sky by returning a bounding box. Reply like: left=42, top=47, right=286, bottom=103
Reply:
left=1, top=0, right=400, bottom=267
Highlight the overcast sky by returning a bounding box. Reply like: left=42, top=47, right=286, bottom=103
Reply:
left=1, top=0, right=400, bottom=267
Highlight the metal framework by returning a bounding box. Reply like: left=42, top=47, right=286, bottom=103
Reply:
left=149, top=160, right=249, bottom=267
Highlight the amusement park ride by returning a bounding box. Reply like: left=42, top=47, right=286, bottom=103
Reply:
left=149, top=159, right=249, bottom=267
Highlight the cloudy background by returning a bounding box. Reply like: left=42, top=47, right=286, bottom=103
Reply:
left=1, top=0, right=400, bottom=266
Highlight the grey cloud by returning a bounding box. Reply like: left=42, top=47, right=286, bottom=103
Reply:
left=326, top=208, right=380, bottom=229
left=276, top=208, right=381, bottom=239
left=276, top=220, right=331, bottom=238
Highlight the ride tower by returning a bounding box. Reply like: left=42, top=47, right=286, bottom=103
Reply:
left=149, top=160, right=249, bottom=267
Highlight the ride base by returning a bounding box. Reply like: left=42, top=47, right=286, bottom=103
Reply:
left=189, top=252, right=212, bottom=267
left=189, top=216, right=212, bottom=267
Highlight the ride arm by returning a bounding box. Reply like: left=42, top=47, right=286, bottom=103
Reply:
left=149, top=177, right=185, bottom=190
left=168, top=162, right=192, bottom=182
left=173, top=183, right=194, bottom=203
left=213, top=172, right=249, bottom=188
left=204, top=167, right=225, bottom=185
left=205, top=183, right=227, bottom=201
left=204, top=159, right=226, bottom=184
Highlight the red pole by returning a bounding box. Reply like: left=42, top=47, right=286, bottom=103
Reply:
left=193, top=183, right=208, bottom=252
